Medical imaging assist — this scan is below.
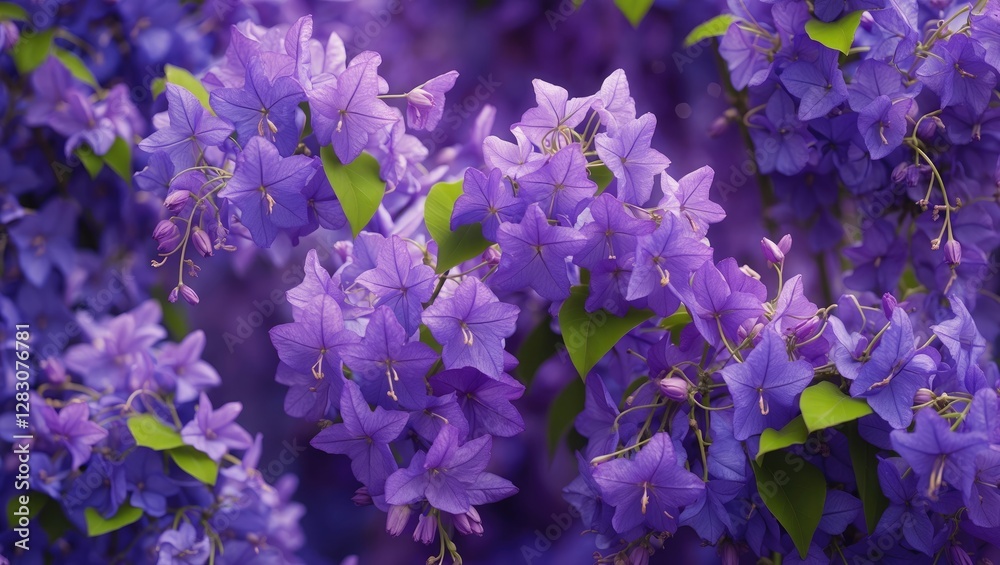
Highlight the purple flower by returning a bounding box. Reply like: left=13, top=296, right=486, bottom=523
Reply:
left=451, top=167, right=526, bottom=241
left=384, top=425, right=517, bottom=514
left=857, top=95, right=912, bottom=159
left=308, top=52, right=398, bottom=163
left=658, top=165, right=726, bottom=238
left=492, top=203, right=586, bottom=301
left=270, top=295, right=358, bottom=385
left=155, top=330, right=221, bottom=403
left=720, top=329, right=814, bottom=440
left=483, top=127, right=546, bottom=179
left=890, top=409, right=986, bottom=499
left=180, top=392, right=254, bottom=462
left=405, top=70, right=459, bottom=131
left=595, top=113, right=670, bottom=205
left=574, top=192, right=655, bottom=270
left=125, top=449, right=179, bottom=517
left=355, top=236, right=437, bottom=334
left=422, top=277, right=518, bottom=378
left=518, top=143, right=596, bottom=219
left=341, top=306, right=437, bottom=410
left=218, top=137, right=314, bottom=247
left=592, top=433, right=705, bottom=534
left=311, top=379, right=409, bottom=493
left=210, top=56, right=305, bottom=156
left=156, top=522, right=211, bottom=565
left=626, top=214, right=712, bottom=316
left=916, top=34, right=997, bottom=115
left=679, top=260, right=764, bottom=348
left=138, top=84, right=233, bottom=168
left=430, top=368, right=525, bottom=438
left=749, top=90, right=812, bottom=176
left=932, top=297, right=987, bottom=393
left=38, top=401, right=107, bottom=469
left=780, top=50, right=848, bottom=120
left=593, top=69, right=636, bottom=132
left=515, top=79, right=594, bottom=150
left=8, top=198, right=78, bottom=286
left=843, top=220, right=907, bottom=294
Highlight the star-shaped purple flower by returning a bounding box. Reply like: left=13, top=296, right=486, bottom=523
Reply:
left=269, top=294, right=359, bottom=385
left=515, top=79, right=594, bottom=150
left=492, top=203, right=586, bottom=301
left=596, top=113, right=670, bottom=205
left=658, top=166, right=726, bottom=238
left=430, top=368, right=525, bottom=438
left=39, top=401, right=107, bottom=469
left=518, top=143, right=596, bottom=220
left=138, top=84, right=233, bottom=168
left=891, top=408, right=986, bottom=499
left=422, top=277, right=518, bottom=378
left=574, top=193, right=655, bottom=270
left=483, top=127, right=547, bottom=179
left=626, top=214, right=712, bottom=316
left=451, top=167, right=526, bottom=241
left=406, top=70, right=459, bottom=131
left=180, top=393, right=254, bottom=462
left=355, top=236, right=437, bottom=335
left=931, top=296, right=987, bottom=393
left=780, top=50, right=848, bottom=121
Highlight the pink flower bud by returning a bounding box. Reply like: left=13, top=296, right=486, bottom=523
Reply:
left=164, top=190, right=191, bottom=213
left=628, top=546, right=650, bottom=565
left=453, top=507, right=483, bottom=536
left=406, top=87, right=434, bottom=109
left=169, top=284, right=199, bottom=305
left=385, top=505, right=412, bottom=537
left=948, top=545, right=973, bottom=565
left=483, top=246, right=501, bottom=267
left=192, top=227, right=214, bottom=257
left=658, top=377, right=688, bottom=401
left=351, top=487, right=372, bottom=506
left=413, top=513, right=437, bottom=545
left=152, top=220, right=181, bottom=252
left=1, top=22, right=20, bottom=50
left=944, top=240, right=962, bottom=266
left=761, top=237, right=784, bottom=264
left=915, top=388, right=935, bottom=405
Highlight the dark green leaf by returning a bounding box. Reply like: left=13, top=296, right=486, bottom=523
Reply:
left=12, top=29, right=54, bottom=75
left=85, top=504, right=143, bottom=537
left=614, top=0, right=654, bottom=27
left=559, top=286, right=653, bottom=378
left=684, top=14, right=736, bottom=47
left=425, top=180, right=491, bottom=273
left=756, top=416, right=808, bottom=463
left=804, top=11, right=862, bottom=55
left=419, top=324, right=442, bottom=354
left=127, top=414, right=184, bottom=451
left=752, top=452, right=826, bottom=559
left=847, top=422, right=889, bottom=534
left=515, top=316, right=562, bottom=388
left=53, top=48, right=99, bottom=88
left=799, top=381, right=872, bottom=433
left=168, top=446, right=219, bottom=486
left=321, top=147, right=385, bottom=237
left=0, top=2, right=28, bottom=20
left=589, top=164, right=614, bottom=193
left=547, top=378, right=585, bottom=456
left=164, top=64, right=212, bottom=111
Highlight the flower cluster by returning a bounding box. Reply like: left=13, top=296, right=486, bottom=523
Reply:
left=712, top=0, right=1000, bottom=318
left=135, top=15, right=461, bottom=304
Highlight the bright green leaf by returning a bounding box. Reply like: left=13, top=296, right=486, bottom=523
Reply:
left=164, top=64, right=212, bottom=111
left=847, top=422, right=889, bottom=534
left=614, top=0, right=654, bottom=27
left=169, top=446, right=219, bottom=486
left=658, top=305, right=691, bottom=332
left=0, top=2, right=28, bottom=20
left=102, top=137, right=133, bottom=184
left=589, top=164, right=614, bottom=193
left=752, top=452, right=826, bottom=559
left=85, top=504, right=143, bottom=537
left=684, top=14, right=736, bottom=47
left=75, top=146, right=104, bottom=179
left=12, top=29, right=54, bottom=74
left=804, top=11, right=862, bottom=55
left=425, top=180, right=491, bottom=273
left=547, top=378, right=585, bottom=455
left=799, top=381, right=872, bottom=432
left=127, top=414, right=184, bottom=451
left=151, top=77, right=166, bottom=100
left=559, top=286, right=653, bottom=378
left=52, top=48, right=98, bottom=88
left=756, top=416, right=809, bottom=463
left=321, top=147, right=385, bottom=237
left=515, top=316, right=562, bottom=388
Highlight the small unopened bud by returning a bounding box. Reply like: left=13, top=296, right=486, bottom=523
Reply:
left=658, top=377, right=688, bottom=401
left=627, top=546, right=650, bottom=565
left=453, top=507, right=483, bottom=536
left=413, top=513, right=437, bottom=545
left=948, top=545, right=973, bottom=565
left=1, top=21, right=20, bottom=50
left=881, top=292, right=898, bottom=319
left=386, top=505, right=412, bottom=536
left=164, top=190, right=191, bottom=213
left=760, top=236, right=787, bottom=265
left=192, top=227, right=214, bottom=257
left=944, top=240, right=962, bottom=266
left=483, top=246, right=501, bottom=267
left=333, top=240, right=352, bottom=263
left=708, top=113, right=731, bottom=138
left=915, top=388, right=936, bottom=405
left=406, top=87, right=434, bottom=109
left=169, top=283, right=199, bottom=305
left=153, top=220, right=181, bottom=252
left=351, top=487, right=372, bottom=506
left=917, top=116, right=943, bottom=140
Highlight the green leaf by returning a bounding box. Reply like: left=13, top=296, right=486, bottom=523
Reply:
left=6, top=491, right=47, bottom=527
left=589, top=164, right=614, bottom=193
left=614, top=0, right=654, bottom=27
left=127, top=414, right=184, bottom=451
left=805, top=11, right=862, bottom=55
left=102, top=137, right=133, bottom=183
left=419, top=324, right=442, bottom=354
left=515, top=316, right=562, bottom=388
left=164, top=64, right=212, bottom=111
left=151, top=77, right=166, bottom=100
left=425, top=180, right=491, bottom=273
left=752, top=452, right=826, bottom=559
left=321, top=147, right=385, bottom=237
left=756, top=416, right=808, bottom=463
left=547, top=378, right=585, bottom=455
left=799, top=381, right=872, bottom=432
left=12, top=29, right=54, bottom=74
left=52, top=48, right=99, bottom=88
left=684, top=14, right=736, bottom=47
left=847, top=422, right=889, bottom=534
left=85, top=504, right=143, bottom=537
left=559, top=286, right=653, bottom=378
left=658, top=305, right=691, bottom=332
left=76, top=146, right=104, bottom=178
left=0, top=2, right=28, bottom=20
left=168, top=446, right=219, bottom=486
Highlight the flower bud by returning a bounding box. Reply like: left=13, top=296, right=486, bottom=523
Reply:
left=164, top=189, right=191, bottom=214
left=915, top=388, right=936, bottom=405
left=413, top=513, right=437, bottom=545
left=948, top=545, right=973, bottom=565
left=483, top=246, right=501, bottom=267
left=761, top=237, right=785, bottom=265
left=718, top=541, right=739, bottom=565
left=859, top=11, right=875, bottom=32
left=658, top=377, right=688, bottom=401
left=627, top=546, right=650, bottom=565
left=708, top=113, right=731, bottom=138
left=333, top=240, right=353, bottom=263
left=0, top=21, right=20, bottom=50
left=192, top=227, right=214, bottom=257
left=453, top=507, right=483, bottom=536
left=944, top=240, right=962, bottom=266
left=406, top=87, right=434, bottom=109
left=153, top=220, right=181, bottom=252
left=881, top=292, right=897, bottom=319
left=169, top=283, right=199, bottom=305
left=385, top=505, right=412, bottom=536
left=916, top=116, right=943, bottom=140
left=351, top=487, right=372, bottom=506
